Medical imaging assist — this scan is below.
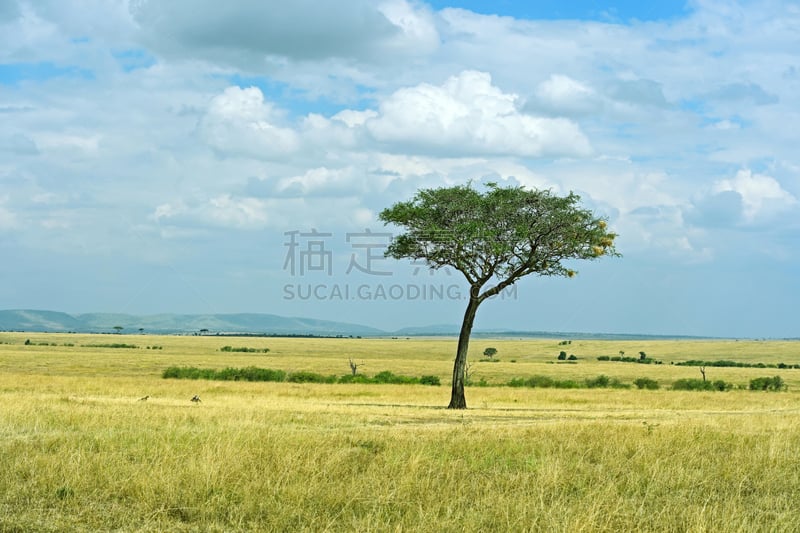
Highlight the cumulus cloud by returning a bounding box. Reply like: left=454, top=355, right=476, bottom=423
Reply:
left=530, top=74, right=601, bottom=116
left=154, top=194, right=270, bottom=229
left=199, top=86, right=299, bottom=159
left=130, top=0, right=436, bottom=66
left=274, top=167, right=364, bottom=197
left=365, top=70, right=591, bottom=157
left=712, top=169, right=797, bottom=221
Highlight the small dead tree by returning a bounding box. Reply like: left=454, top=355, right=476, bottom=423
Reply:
left=700, top=366, right=706, bottom=382
left=348, top=358, right=360, bottom=376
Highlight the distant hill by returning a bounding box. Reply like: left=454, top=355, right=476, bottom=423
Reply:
left=0, top=310, right=384, bottom=336
left=0, top=309, right=723, bottom=339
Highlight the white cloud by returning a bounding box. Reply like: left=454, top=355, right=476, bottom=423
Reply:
left=34, top=132, right=100, bottom=153
left=377, top=0, right=439, bottom=55
left=713, top=169, right=797, bottom=221
left=199, top=86, right=299, bottom=159
left=154, top=194, right=269, bottom=229
left=365, top=70, right=592, bottom=157
left=533, top=74, right=600, bottom=116
left=275, top=167, right=363, bottom=197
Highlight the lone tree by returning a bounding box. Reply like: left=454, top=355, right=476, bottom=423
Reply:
left=380, top=183, right=618, bottom=409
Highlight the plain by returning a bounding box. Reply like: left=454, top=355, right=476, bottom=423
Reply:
left=1, top=332, right=800, bottom=532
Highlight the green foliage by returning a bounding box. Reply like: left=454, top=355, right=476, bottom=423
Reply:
left=287, top=371, right=337, bottom=384
left=220, top=346, right=270, bottom=353
left=380, top=183, right=618, bottom=282
left=671, top=378, right=733, bottom=391
left=567, top=354, right=578, bottom=361
left=507, top=376, right=581, bottom=389
left=634, top=378, right=660, bottom=390
left=372, top=371, right=417, bottom=384
left=419, top=375, right=441, bottom=386
left=163, top=366, right=439, bottom=386
left=749, top=376, right=786, bottom=391
left=585, top=375, right=628, bottom=389
left=483, top=347, right=498, bottom=358
left=557, top=351, right=567, bottom=360
left=162, top=366, right=286, bottom=382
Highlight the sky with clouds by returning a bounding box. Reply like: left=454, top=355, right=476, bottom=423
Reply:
left=1, top=0, right=798, bottom=337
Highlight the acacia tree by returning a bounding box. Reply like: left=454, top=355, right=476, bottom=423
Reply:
left=380, top=183, right=618, bottom=409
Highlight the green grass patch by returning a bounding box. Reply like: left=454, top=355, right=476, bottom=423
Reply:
left=219, top=346, right=270, bottom=353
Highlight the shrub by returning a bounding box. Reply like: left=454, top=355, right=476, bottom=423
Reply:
left=634, top=377, right=660, bottom=390
left=419, top=375, right=441, bottom=386
left=671, top=378, right=723, bottom=391
left=597, top=355, right=610, bottom=361
left=712, top=379, right=733, bottom=391
left=287, top=371, right=336, bottom=384
left=749, top=376, right=786, bottom=391
left=372, top=371, right=417, bottom=384
left=220, top=346, right=270, bottom=353
left=557, top=351, right=567, bottom=361
left=337, top=374, right=373, bottom=384
left=567, top=354, right=578, bottom=361
left=585, top=375, right=610, bottom=388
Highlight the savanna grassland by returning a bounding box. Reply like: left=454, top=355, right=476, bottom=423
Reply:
left=2, top=332, right=800, bottom=532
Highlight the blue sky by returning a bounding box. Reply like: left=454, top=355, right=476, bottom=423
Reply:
left=1, top=0, right=799, bottom=337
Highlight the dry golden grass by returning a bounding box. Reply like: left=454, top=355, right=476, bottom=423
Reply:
left=2, top=333, right=800, bottom=531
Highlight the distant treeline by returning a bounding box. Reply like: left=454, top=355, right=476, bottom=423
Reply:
left=676, top=360, right=800, bottom=369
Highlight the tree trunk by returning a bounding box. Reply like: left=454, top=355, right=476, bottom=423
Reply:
left=448, top=292, right=481, bottom=409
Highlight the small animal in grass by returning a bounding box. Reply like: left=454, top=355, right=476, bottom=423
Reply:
left=138, top=395, right=149, bottom=401
left=190, top=395, right=201, bottom=403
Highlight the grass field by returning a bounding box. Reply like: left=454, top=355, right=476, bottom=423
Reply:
left=2, top=332, right=800, bottom=531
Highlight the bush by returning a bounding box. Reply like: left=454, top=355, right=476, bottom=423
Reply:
left=557, top=351, right=567, bottom=361
left=634, top=377, right=660, bottom=390
left=220, top=346, right=270, bottom=353
left=287, top=371, right=336, bottom=384
left=372, top=371, right=418, bottom=384
left=567, top=354, right=578, bottom=361
left=419, top=375, right=441, bottom=386
left=749, top=376, right=786, bottom=391
left=597, top=355, right=610, bottom=361
left=712, top=379, right=733, bottom=391
left=671, top=378, right=732, bottom=391
left=337, top=374, right=373, bottom=384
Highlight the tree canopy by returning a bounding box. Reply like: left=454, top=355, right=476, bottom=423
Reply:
left=380, top=182, right=618, bottom=408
